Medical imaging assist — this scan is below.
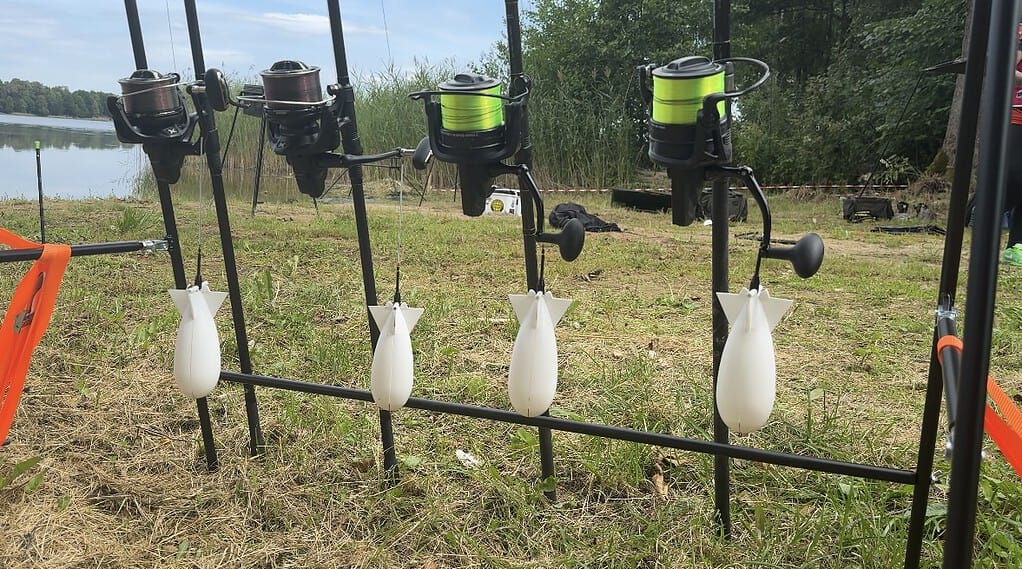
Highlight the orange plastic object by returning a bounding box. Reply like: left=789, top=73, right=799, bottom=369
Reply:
left=0, top=228, right=71, bottom=443
left=985, top=377, right=1022, bottom=476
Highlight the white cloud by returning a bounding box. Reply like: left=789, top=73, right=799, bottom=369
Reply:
left=247, top=12, right=384, bottom=36
left=0, top=16, right=59, bottom=41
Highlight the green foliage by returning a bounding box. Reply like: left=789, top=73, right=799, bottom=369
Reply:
left=169, top=0, right=968, bottom=190
left=0, top=77, right=112, bottom=118
left=736, top=0, right=965, bottom=183
left=111, top=205, right=158, bottom=235
left=0, top=455, right=43, bottom=490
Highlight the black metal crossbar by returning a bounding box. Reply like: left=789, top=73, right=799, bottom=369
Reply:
left=220, top=370, right=917, bottom=485
left=0, top=240, right=163, bottom=263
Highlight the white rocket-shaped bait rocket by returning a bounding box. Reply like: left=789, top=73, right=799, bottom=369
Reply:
left=508, top=290, right=573, bottom=417
left=369, top=301, right=424, bottom=411
left=168, top=282, right=227, bottom=399
left=715, top=286, right=793, bottom=434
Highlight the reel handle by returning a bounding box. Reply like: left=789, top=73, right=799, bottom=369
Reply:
left=537, top=218, right=585, bottom=262
left=203, top=68, right=231, bottom=112
left=411, top=136, right=432, bottom=170
left=762, top=233, right=825, bottom=279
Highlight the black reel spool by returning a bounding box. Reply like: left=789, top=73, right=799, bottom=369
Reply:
left=409, top=72, right=526, bottom=217
left=258, top=60, right=342, bottom=198
left=638, top=56, right=769, bottom=226
left=108, top=69, right=197, bottom=183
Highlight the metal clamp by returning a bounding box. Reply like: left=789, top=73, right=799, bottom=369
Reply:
left=142, top=239, right=170, bottom=253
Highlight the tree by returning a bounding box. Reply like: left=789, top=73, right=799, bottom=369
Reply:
left=0, top=77, right=113, bottom=118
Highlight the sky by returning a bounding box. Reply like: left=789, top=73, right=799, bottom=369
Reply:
left=0, top=1, right=527, bottom=93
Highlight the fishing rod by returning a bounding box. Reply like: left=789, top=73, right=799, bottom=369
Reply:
left=207, top=0, right=419, bottom=476
left=112, top=0, right=216, bottom=469
left=409, top=0, right=586, bottom=500
left=110, top=0, right=271, bottom=469
left=634, top=0, right=824, bottom=535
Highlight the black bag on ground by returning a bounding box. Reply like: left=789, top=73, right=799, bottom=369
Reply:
left=695, top=189, right=748, bottom=222
left=549, top=203, right=621, bottom=232
left=842, top=196, right=894, bottom=222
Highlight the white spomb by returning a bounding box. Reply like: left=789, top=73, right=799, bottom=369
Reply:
left=508, top=290, right=572, bottom=417
left=168, top=282, right=227, bottom=399
left=369, top=301, right=424, bottom=411
left=715, top=286, right=793, bottom=434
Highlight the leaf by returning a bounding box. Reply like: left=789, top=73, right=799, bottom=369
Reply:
left=24, top=472, right=44, bottom=493
left=0, top=455, right=43, bottom=490
left=651, top=471, right=668, bottom=499
left=537, top=476, right=557, bottom=493
left=510, top=428, right=539, bottom=450
left=649, top=461, right=669, bottom=499
left=399, top=454, right=423, bottom=469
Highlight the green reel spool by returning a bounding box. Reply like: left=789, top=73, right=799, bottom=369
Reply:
left=439, top=73, right=505, bottom=132
left=652, top=57, right=725, bottom=125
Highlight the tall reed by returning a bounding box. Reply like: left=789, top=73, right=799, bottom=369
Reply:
left=161, top=60, right=643, bottom=199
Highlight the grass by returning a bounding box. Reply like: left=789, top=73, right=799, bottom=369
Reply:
left=1, top=188, right=1021, bottom=568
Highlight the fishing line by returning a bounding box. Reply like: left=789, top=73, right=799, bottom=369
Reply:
left=194, top=136, right=208, bottom=284
left=380, top=0, right=393, bottom=63
left=221, top=105, right=242, bottom=166
left=165, top=0, right=179, bottom=74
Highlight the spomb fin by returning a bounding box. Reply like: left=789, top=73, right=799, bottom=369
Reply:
left=758, top=288, right=793, bottom=331
left=369, top=303, right=424, bottom=332
left=509, top=290, right=538, bottom=322
left=369, top=304, right=393, bottom=329
left=170, top=283, right=227, bottom=317
left=717, top=287, right=793, bottom=330
left=199, top=282, right=228, bottom=315
left=402, top=306, right=424, bottom=331
left=544, top=293, right=573, bottom=325
left=716, top=287, right=751, bottom=325
left=168, top=287, right=192, bottom=316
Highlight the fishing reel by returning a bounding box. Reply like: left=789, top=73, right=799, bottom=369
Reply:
left=224, top=60, right=343, bottom=198
left=638, top=56, right=822, bottom=282
left=638, top=56, right=769, bottom=227
left=108, top=69, right=198, bottom=184
left=409, top=72, right=527, bottom=217
left=409, top=72, right=584, bottom=262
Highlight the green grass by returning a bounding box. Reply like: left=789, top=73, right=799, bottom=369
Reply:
left=1, top=189, right=1021, bottom=567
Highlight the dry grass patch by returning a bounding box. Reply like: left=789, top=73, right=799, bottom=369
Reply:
left=2, top=192, right=1021, bottom=568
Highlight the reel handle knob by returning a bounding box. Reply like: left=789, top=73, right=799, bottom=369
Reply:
left=204, top=68, right=230, bottom=112
left=538, top=218, right=585, bottom=262
left=763, top=232, right=824, bottom=279
left=411, top=136, right=432, bottom=170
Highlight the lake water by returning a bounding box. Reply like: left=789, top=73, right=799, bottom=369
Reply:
left=0, top=114, right=144, bottom=200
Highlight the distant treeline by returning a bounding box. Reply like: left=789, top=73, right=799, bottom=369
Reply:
left=0, top=78, right=113, bottom=119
